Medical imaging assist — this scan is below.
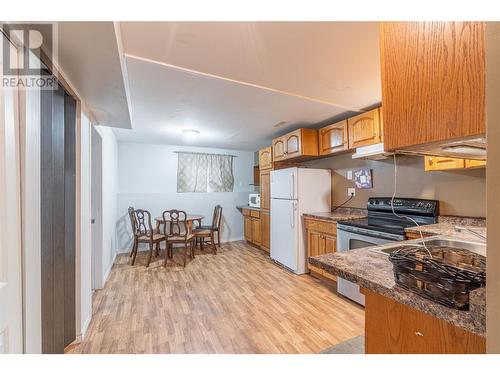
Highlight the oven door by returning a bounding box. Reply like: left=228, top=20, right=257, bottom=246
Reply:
left=336, top=226, right=398, bottom=306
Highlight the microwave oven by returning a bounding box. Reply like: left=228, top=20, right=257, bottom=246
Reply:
left=248, top=193, right=261, bottom=208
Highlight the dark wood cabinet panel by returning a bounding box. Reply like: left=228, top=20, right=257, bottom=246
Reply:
left=381, top=22, right=486, bottom=151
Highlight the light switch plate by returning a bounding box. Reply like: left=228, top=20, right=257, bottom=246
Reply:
left=347, top=170, right=353, bottom=180
left=348, top=188, right=356, bottom=197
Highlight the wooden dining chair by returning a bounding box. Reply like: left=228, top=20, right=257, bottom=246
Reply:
left=128, top=206, right=137, bottom=258
left=162, top=209, right=196, bottom=268
left=130, top=209, right=166, bottom=267
left=193, top=205, right=222, bottom=254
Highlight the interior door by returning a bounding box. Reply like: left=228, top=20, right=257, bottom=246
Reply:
left=0, top=34, right=23, bottom=353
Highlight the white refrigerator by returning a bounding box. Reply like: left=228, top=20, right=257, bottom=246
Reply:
left=270, top=167, right=331, bottom=274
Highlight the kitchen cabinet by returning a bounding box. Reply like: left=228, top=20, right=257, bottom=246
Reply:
left=424, top=156, right=486, bottom=171
left=272, top=138, right=286, bottom=162
left=260, top=170, right=270, bottom=210
left=253, top=166, right=260, bottom=186
left=242, top=208, right=262, bottom=247
left=272, top=128, right=318, bottom=162
left=363, top=289, right=485, bottom=354
left=260, top=210, right=270, bottom=252
left=347, top=108, right=382, bottom=149
left=305, top=218, right=338, bottom=283
left=380, top=22, right=486, bottom=151
left=318, top=120, right=349, bottom=155
left=258, top=146, right=273, bottom=170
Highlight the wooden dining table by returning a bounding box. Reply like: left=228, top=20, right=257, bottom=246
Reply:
left=155, top=214, right=204, bottom=234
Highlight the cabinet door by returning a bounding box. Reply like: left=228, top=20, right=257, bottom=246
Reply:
left=323, top=234, right=336, bottom=254
left=260, top=170, right=270, bottom=210
left=272, top=137, right=286, bottom=162
left=465, top=159, right=486, bottom=169
left=258, top=146, right=273, bottom=170
left=285, top=129, right=302, bottom=158
left=260, top=210, right=270, bottom=252
left=347, top=108, right=381, bottom=149
left=319, top=121, right=348, bottom=155
left=364, top=289, right=485, bottom=354
left=424, top=156, right=465, bottom=171
left=244, top=216, right=252, bottom=242
left=251, top=218, right=261, bottom=245
left=381, top=22, right=485, bottom=151
left=307, top=230, right=324, bottom=257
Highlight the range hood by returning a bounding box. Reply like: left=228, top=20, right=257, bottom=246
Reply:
left=398, top=136, right=487, bottom=160
left=352, top=143, right=394, bottom=160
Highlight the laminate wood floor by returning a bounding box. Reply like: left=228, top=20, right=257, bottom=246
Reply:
left=70, top=241, right=364, bottom=354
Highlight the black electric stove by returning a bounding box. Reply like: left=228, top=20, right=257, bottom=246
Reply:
left=337, top=197, right=439, bottom=240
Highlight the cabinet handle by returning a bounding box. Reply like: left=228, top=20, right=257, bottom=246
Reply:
left=415, top=331, right=424, bottom=337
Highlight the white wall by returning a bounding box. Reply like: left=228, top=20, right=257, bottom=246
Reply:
left=94, top=126, right=119, bottom=287
left=116, top=142, right=254, bottom=252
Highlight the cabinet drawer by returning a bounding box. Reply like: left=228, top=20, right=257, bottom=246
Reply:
left=250, top=210, right=260, bottom=218
left=242, top=208, right=251, bottom=216
left=304, top=219, right=337, bottom=236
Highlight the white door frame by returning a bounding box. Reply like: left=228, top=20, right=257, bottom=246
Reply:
left=0, top=33, right=24, bottom=354
left=91, top=127, right=103, bottom=290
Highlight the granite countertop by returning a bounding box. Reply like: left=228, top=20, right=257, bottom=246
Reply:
left=303, top=207, right=367, bottom=222
left=405, top=223, right=487, bottom=239
left=236, top=205, right=261, bottom=211
left=309, top=236, right=486, bottom=337
left=405, top=217, right=486, bottom=239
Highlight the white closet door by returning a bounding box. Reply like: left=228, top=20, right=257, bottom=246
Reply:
left=0, top=33, right=23, bottom=353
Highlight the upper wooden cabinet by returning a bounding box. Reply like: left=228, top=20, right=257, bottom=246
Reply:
left=272, top=128, right=318, bottom=162
left=318, top=120, right=349, bottom=156
left=380, top=22, right=486, bottom=151
left=272, top=138, right=286, bottom=162
left=258, top=146, right=273, bottom=170
left=260, top=170, right=270, bottom=210
left=347, top=108, right=382, bottom=149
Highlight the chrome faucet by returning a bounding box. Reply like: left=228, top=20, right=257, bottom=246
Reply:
left=454, top=226, right=487, bottom=242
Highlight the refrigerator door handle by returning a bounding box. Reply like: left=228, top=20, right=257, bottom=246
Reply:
left=290, top=173, right=295, bottom=199
left=290, top=201, right=296, bottom=228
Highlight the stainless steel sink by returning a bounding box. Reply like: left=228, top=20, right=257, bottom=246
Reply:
left=370, top=237, right=486, bottom=257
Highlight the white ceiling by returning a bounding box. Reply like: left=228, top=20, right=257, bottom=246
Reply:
left=116, top=22, right=382, bottom=150
left=57, top=22, right=132, bottom=128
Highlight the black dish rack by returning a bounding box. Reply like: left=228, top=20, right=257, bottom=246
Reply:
left=388, top=245, right=486, bottom=310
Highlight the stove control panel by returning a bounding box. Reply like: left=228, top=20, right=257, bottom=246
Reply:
left=367, top=197, right=439, bottom=216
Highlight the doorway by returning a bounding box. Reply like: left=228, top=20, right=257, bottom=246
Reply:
left=91, top=127, right=103, bottom=291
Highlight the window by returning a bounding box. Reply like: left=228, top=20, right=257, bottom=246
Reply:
left=177, top=152, right=235, bottom=193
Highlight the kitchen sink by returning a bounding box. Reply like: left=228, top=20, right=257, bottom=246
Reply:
left=371, top=237, right=486, bottom=257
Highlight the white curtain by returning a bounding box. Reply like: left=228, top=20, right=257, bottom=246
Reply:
left=177, top=152, right=234, bottom=193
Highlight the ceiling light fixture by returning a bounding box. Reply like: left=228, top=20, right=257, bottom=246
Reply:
left=182, top=129, right=200, bottom=140
left=273, top=121, right=287, bottom=128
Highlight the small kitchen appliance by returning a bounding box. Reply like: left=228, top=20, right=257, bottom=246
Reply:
left=248, top=193, right=261, bottom=208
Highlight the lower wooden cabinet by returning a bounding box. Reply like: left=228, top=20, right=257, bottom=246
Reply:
left=260, top=209, right=270, bottom=252
left=305, top=218, right=338, bottom=283
left=242, top=208, right=263, bottom=247
left=363, top=288, right=485, bottom=354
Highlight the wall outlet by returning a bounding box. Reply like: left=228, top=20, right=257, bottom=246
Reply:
left=348, top=188, right=356, bottom=197
left=347, top=170, right=353, bottom=180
